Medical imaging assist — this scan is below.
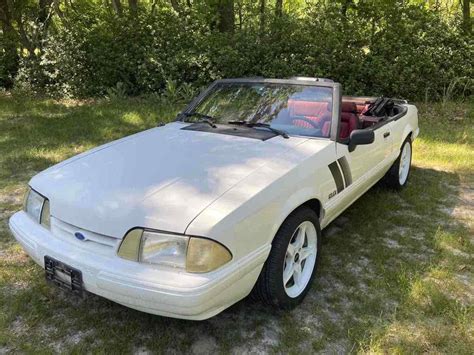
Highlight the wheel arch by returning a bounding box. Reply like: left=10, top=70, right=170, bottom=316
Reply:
left=400, top=126, right=414, bottom=150
left=271, top=197, right=323, bottom=244
left=400, top=106, right=418, bottom=147
left=299, top=198, right=322, bottom=221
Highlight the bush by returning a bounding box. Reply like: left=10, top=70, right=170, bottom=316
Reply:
left=7, top=1, right=474, bottom=100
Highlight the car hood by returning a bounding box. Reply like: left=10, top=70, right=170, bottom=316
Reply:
left=30, top=123, right=309, bottom=237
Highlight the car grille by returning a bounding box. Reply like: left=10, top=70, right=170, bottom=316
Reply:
left=50, top=217, right=120, bottom=256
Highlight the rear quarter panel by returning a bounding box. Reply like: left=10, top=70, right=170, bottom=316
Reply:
left=391, top=104, right=419, bottom=151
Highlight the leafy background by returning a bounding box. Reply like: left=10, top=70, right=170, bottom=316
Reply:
left=1, top=0, right=473, bottom=100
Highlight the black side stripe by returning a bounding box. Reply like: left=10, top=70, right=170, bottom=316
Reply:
left=337, top=156, right=352, bottom=187
left=328, top=161, right=344, bottom=193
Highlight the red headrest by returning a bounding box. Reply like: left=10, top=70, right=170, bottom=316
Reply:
left=341, top=101, right=357, bottom=113
left=288, top=100, right=332, bottom=117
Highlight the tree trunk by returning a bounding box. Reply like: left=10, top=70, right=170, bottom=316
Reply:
left=128, top=0, right=138, bottom=14
left=38, top=0, right=53, bottom=25
left=275, top=0, right=282, bottom=17
left=0, top=0, right=13, bottom=31
left=151, top=0, right=157, bottom=14
left=462, top=0, right=471, bottom=35
left=0, top=0, right=19, bottom=87
left=170, top=0, right=180, bottom=12
left=111, top=0, right=122, bottom=15
left=37, top=0, right=54, bottom=42
left=17, top=15, right=35, bottom=54
left=340, top=0, right=353, bottom=17
left=53, top=0, right=64, bottom=19
left=237, top=0, right=242, bottom=29
left=259, top=0, right=265, bottom=33
left=217, top=0, right=234, bottom=33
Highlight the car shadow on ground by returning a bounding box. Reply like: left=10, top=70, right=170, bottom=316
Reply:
left=2, top=165, right=465, bottom=353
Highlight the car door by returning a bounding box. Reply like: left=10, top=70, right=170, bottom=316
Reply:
left=324, top=124, right=393, bottom=223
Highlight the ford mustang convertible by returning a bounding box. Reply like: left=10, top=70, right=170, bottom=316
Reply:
left=9, top=77, right=419, bottom=320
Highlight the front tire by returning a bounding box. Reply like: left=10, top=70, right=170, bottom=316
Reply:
left=252, top=207, right=321, bottom=309
left=383, top=138, right=412, bottom=189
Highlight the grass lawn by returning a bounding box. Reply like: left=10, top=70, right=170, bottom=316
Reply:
left=0, top=93, right=472, bottom=353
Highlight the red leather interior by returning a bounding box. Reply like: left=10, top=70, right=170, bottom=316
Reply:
left=339, top=122, right=349, bottom=139
left=292, top=119, right=314, bottom=129
left=287, top=100, right=332, bottom=137
left=321, top=121, right=331, bottom=137
left=288, top=100, right=361, bottom=139
left=288, top=100, right=331, bottom=123
left=340, top=102, right=358, bottom=140
left=341, top=101, right=357, bottom=113
left=290, top=100, right=370, bottom=138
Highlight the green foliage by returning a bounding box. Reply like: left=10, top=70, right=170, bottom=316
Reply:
left=2, top=0, right=473, bottom=100
left=106, top=82, right=129, bottom=100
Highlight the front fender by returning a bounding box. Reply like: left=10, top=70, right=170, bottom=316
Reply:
left=186, top=144, right=335, bottom=262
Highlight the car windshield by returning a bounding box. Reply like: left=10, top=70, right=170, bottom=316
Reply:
left=186, top=82, right=333, bottom=138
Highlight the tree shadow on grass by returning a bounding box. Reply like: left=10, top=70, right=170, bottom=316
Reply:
left=0, top=97, right=179, bottom=190
left=2, top=165, right=467, bottom=353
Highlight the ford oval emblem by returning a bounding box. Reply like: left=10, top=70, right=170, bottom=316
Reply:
left=74, top=232, right=86, bottom=241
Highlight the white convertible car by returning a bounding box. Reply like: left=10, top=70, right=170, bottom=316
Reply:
left=10, top=78, right=419, bottom=320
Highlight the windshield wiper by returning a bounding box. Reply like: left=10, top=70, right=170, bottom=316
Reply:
left=227, top=120, right=289, bottom=139
left=181, top=112, right=217, bottom=128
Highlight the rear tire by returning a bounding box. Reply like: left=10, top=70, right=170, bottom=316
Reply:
left=252, top=207, right=321, bottom=309
left=383, top=138, right=412, bottom=189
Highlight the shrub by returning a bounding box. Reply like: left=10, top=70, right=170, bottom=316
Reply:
left=7, top=1, right=474, bottom=100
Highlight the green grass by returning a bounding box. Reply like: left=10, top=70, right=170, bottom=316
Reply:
left=0, top=93, right=472, bottom=353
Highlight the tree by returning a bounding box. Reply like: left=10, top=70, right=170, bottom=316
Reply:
left=462, top=0, right=471, bottom=35
left=275, top=0, right=283, bottom=17
left=0, top=0, right=18, bottom=87
left=217, top=0, right=234, bottom=33
left=340, top=0, right=354, bottom=17
left=39, top=0, right=51, bottom=24
left=111, top=0, right=122, bottom=15
left=170, top=0, right=181, bottom=12
left=129, top=0, right=138, bottom=14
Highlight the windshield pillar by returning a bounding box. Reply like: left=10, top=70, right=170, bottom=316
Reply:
left=330, top=83, right=342, bottom=142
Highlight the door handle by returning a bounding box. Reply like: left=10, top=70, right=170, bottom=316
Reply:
left=383, top=132, right=390, bottom=138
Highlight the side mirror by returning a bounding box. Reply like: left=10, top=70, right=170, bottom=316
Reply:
left=348, top=129, right=374, bottom=152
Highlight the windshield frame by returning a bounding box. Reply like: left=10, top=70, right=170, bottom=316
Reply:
left=177, top=78, right=342, bottom=141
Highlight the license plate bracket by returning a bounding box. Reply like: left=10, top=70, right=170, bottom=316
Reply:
left=44, top=256, right=84, bottom=297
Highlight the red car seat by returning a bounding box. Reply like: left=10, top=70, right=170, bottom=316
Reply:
left=340, top=102, right=359, bottom=140
left=290, top=101, right=332, bottom=134
left=288, top=100, right=329, bottom=121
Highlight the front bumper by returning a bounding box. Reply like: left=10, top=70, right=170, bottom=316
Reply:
left=9, top=211, right=269, bottom=320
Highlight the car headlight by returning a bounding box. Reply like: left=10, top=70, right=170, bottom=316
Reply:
left=117, top=229, right=232, bottom=273
left=141, top=231, right=189, bottom=268
left=23, top=187, right=51, bottom=229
